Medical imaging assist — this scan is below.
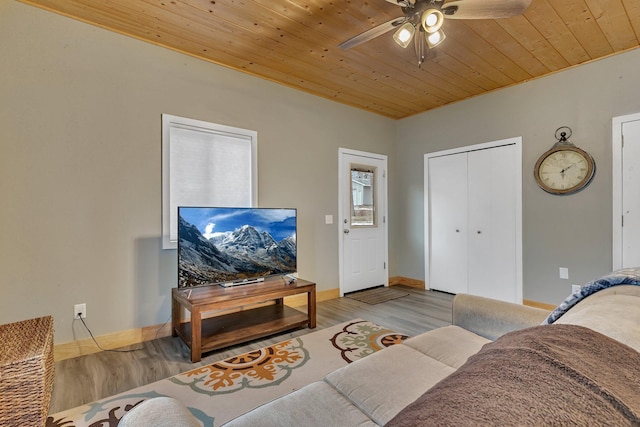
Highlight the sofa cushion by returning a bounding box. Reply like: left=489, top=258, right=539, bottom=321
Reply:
left=325, top=343, right=456, bottom=425
left=222, top=381, right=377, bottom=426
left=402, top=325, right=490, bottom=369
left=554, top=285, right=640, bottom=352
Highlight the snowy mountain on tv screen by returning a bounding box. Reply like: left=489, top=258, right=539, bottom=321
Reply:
left=178, top=212, right=296, bottom=288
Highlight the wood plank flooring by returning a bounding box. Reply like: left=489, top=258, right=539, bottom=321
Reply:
left=49, top=286, right=453, bottom=414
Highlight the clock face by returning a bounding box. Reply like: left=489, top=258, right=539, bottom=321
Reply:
left=534, top=146, right=595, bottom=195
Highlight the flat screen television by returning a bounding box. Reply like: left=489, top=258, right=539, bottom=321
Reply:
left=177, top=207, right=297, bottom=288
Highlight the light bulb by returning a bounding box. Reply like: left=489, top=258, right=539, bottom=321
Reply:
left=426, top=29, right=446, bottom=48
left=398, top=28, right=413, bottom=43
left=425, top=13, right=438, bottom=28
left=421, top=9, right=444, bottom=33
left=393, top=22, right=415, bottom=48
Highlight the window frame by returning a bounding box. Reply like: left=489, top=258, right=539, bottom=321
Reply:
left=350, top=165, right=377, bottom=228
left=161, top=114, right=257, bottom=249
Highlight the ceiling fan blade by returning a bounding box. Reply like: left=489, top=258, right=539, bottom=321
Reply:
left=442, top=0, right=531, bottom=19
left=338, top=17, right=407, bottom=50
left=382, top=0, right=413, bottom=6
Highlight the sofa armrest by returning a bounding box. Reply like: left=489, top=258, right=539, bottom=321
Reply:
left=452, top=294, right=551, bottom=341
left=117, top=397, right=200, bottom=427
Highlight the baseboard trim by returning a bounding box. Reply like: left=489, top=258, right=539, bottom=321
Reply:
left=389, top=276, right=425, bottom=289
left=53, top=322, right=173, bottom=362
left=390, top=276, right=555, bottom=310
left=54, top=287, right=340, bottom=361
left=523, top=299, right=556, bottom=311
left=283, top=287, right=340, bottom=307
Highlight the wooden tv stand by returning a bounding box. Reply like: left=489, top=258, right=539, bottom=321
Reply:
left=171, top=277, right=316, bottom=362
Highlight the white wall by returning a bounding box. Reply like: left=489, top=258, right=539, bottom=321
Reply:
left=394, top=48, right=640, bottom=305
left=0, top=1, right=395, bottom=343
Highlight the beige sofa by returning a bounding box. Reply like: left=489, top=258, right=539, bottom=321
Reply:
left=119, top=284, right=640, bottom=426
left=223, top=293, right=552, bottom=427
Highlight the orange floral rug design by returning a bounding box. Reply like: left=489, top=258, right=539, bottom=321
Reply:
left=171, top=338, right=310, bottom=395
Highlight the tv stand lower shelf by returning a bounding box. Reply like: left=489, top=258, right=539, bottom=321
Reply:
left=172, top=278, right=316, bottom=362
left=174, top=304, right=310, bottom=355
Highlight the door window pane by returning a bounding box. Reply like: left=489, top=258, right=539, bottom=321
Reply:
left=351, top=167, right=376, bottom=227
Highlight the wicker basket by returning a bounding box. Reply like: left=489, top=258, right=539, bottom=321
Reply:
left=0, top=316, right=54, bottom=427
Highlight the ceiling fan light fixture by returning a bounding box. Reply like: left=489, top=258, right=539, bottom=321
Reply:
left=393, top=22, right=415, bottom=48
left=426, top=29, right=446, bottom=48
left=339, top=0, right=532, bottom=67
left=421, top=9, right=444, bottom=33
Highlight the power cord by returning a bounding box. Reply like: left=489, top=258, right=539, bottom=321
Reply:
left=154, top=315, right=172, bottom=340
left=75, top=313, right=173, bottom=353
left=76, top=314, right=140, bottom=353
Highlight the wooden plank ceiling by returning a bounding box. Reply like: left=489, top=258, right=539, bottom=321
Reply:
left=20, top=0, right=640, bottom=119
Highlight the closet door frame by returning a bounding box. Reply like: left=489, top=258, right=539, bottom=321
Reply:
left=424, top=137, right=523, bottom=303
left=612, top=112, right=640, bottom=270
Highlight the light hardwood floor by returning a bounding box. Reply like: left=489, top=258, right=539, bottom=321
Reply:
left=49, top=286, right=454, bottom=415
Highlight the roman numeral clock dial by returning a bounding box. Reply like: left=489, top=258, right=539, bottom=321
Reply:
left=534, top=128, right=595, bottom=195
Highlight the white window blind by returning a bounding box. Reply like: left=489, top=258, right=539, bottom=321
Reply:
left=162, top=114, right=257, bottom=249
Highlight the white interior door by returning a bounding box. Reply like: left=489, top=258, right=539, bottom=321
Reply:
left=428, top=153, right=469, bottom=294
left=467, top=145, right=518, bottom=302
left=339, top=149, right=388, bottom=295
left=619, top=118, right=640, bottom=267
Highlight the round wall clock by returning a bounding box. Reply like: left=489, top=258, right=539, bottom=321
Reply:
left=534, top=127, right=595, bottom=195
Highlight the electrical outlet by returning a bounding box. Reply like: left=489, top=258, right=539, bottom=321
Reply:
left=559, top=267, right=569, bottom=279
left=572, top=284, right=581, bottom=294
left=74, top=303, right=86, bottom=319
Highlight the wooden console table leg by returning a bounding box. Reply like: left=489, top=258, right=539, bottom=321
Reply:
left=191, top=308, right=202, bottom=363
left=308, top=288, right=316, bottom=329
left=171, top=294, right=179, bottom=337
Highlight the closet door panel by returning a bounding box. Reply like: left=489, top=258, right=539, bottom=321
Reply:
left=428, top=153, right=468, bottom=294
left=621, top=119, right=640, bottom=268
left=467, top=145, right=518, bottom=302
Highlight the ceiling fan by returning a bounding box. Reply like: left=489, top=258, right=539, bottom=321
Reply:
left=338, top=0, right=532, bottom=67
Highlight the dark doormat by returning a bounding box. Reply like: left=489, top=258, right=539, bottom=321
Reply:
left=345, top=286, right=410, bottom=305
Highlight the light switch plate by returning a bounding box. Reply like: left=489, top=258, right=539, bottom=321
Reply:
left=325, top=215, right=333, bottom=225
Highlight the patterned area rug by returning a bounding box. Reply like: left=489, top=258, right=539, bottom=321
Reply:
left=47, top=319, right=407, bottom=427
left=346, top=286, right=410, bottom=305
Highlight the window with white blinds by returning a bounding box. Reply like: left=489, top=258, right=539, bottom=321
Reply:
left=162, top=114, right=257, bottom=249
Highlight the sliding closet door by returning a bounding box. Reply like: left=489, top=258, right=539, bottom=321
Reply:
left=467, top=145, right=518, bottom=302
left=428, top=152, right=468, bottom=294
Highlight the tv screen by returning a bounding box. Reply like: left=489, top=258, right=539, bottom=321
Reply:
left=177, top=207, right=297, bottom=288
